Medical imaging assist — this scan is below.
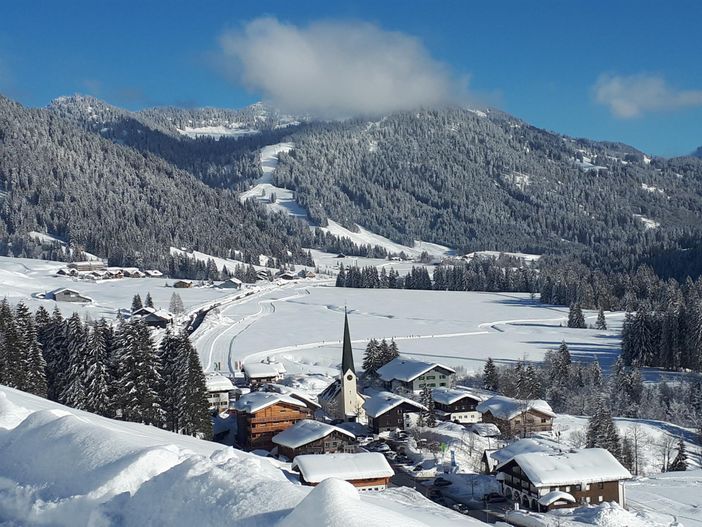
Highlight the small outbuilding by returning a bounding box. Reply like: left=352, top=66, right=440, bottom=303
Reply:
left=292, top=452, right=394, bottom=491
left=218, top=277, right=243, bottom=290
left=243, top=362, right=283, bottom=387
left=173, top=280, right=193, bottom=289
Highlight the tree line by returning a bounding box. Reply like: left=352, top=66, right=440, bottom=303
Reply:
left=0, top=299, right=211, bottom=438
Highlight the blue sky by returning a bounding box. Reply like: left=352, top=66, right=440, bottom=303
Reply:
left=1, top=0, right=700, bottom=156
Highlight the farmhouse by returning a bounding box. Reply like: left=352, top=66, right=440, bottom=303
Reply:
left=144, top=269, right=163, bottom=278
left=232, top=391, right=310, bottom=451
left=377, top=356, right=455, bottom=394
left=218, top=277, right=243, bottom=290
left=363, top=391, right=425, bottom=433
left=477, top=395, right=555, bottom=437
left=431, top=387, right=482, bottom=424
left=131, top=307, right=173, bottom=328
left=272, top=419, right=356, bottom=459
left=495, top=448, right=632, bottom=511
left=47, top=288, right=92, bottom=303
left=173, top=280, right=192, bottom=288
left=205, top=372, right=235, bottom=413
left=318, top=312, right=366, bottom=422
left=243, top=362, right=282, bottom=387
left=292, top=452, right=394, bottom=491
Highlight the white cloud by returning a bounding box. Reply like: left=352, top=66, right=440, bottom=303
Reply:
left=594, top=73, right=702, bottom=118
left=218, top=17, right=466, bottom=117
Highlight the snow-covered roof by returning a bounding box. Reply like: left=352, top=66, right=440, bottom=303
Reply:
left=468, top=423, right=501, bottom=437
left=292, top=452, right=394, bottom=483
left=538, top=490, right=576, bottom=507
left=243, top=362, right=281, bottom=379
left=231, top=391, right=306, bottom=414
left=363, top=391, right=425, bottom=418
left=484, top=438, right=564, bottom=471
left=263, top=384, right=320, bottom=409
left=377, top=357, right=455, bottom=383
left=205, top=373, right=235, bottom=393
left=499, top=448, right=632, bottom=487
left=476, top=395, right=555, bottom=420
left=272, top=420, right=355, bottom=449
left=431, top=387, right=481, bottom=406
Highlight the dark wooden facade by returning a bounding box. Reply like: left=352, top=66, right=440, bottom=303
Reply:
left=299, top=474, right=391, bottom=491
left=277, top=430, right=355, bottom=459
left=235, top=402, right=310, bottom=451
left=498, top=460, right=623, bottom=511
left=481, top=409, right=553, bottom=437
left=367, top=401, right=420, bottom=433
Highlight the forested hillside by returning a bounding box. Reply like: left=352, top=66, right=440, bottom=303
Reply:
left=0, top=96, right=311, bottom=268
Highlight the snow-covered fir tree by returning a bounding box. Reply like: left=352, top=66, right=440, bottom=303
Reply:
left=668, top=439, right=688, bottom=471
left=131, top=294, right=143, bottom=312
left=169, top=292, right=184, bottom=314
left=596, top=307, right=607, bottom=330
left=60, top=313, right=89, bottom=408
left=82, top=320, right=112, bottom=416
left=586, top=396, right=622, bottom=460
left=178, top=333, right=212, bottom=438
left=567, top=303, right=586, bottom=329
left=145, top=293, right=154, bottom=309
left=362, top=338, right=382, bottom=377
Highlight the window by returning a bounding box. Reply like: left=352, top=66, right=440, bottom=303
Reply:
left=574, top=484, right=581, bottom=492
left=598, top=482, right=604, bottom=489
left=541, top=418, right=547, bottom=423
left=598, top=496, right=603, bottom=502
left=586, top=497, right=591, bottom=503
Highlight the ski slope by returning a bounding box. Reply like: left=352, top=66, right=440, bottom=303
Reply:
left=0, top=386, right=480, bottom=527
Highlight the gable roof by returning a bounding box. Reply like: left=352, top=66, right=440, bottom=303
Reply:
left=263, top=383, right=321, bottom=410
left=498, top=448, right=632, bottom=487
left=431, top=387, right=481, bottom=406
left=476, top=395, right=555, bottom=420
left=292, top=452, right=393, bottom=483
left=205, top=372, right=235, bottom=393
left=272, top=419, right=355, bottom=449
left=484, top=438, right=565, bottom=472
left=363, top=391, right=425, bottom=418
left=377, top=356, right=455, bottom=383
left=231, top=391, right=306, bottom=414
left=243, top=362, right=281, bottom=379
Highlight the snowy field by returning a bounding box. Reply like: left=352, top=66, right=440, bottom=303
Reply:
left=191, top=284, right=627, bottom=379
left=0, top=386, right=479, bottom=527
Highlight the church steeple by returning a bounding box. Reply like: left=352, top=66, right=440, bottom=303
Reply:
left=341, top=308, right=355, bottom=375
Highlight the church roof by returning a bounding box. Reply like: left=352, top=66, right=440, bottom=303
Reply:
left=341, top=311, right=355, bottom=375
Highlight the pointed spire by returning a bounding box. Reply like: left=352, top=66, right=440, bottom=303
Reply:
left=341, top=309, right=355, bottom=375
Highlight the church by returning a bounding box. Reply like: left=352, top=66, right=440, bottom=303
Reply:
left=318, top=311, right=367, bottom=423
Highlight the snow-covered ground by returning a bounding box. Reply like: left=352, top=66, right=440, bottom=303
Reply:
left=0, top=386, right=480, bottom=526
left=190, top=284, right=626, bottom=379
left=626, top=469, right=702, bottom=526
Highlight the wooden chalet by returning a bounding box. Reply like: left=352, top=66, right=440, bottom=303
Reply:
left=47, top=288, right=92, bottom=303
left=232, top=391, right=310, bottom=451
left=131, top=307, right=173, bottom=328
left=377, top=356, right=456, bottom=394
left=477, top=395, right=555, bottom=437
left=431, top=387, right=482, bottom=424
left=261, top=383, right=321, bottom=413
left=243, top=362, right=282, bottom=388
left=292, top=452, right=394, bottom=491
left=363, top=391, right=425, bottom=434
left=495, top=448, right=632, bottom=511
left=272, top=419, right=356, bottom=459
left=218, top=277, right=243, bottom=289
left=173, top=280, right=193, bottom=288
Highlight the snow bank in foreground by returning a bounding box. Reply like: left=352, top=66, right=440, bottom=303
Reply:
left=505, top=501, right=664, bottom=527
left=0, top=386, right=479, bottom=526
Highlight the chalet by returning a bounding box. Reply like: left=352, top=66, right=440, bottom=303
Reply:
left=477, top=395, right=555, bottom=437
left=481, top=437, right=565, bottom=474
left=495, top=448, right=632, bottom=511
left=272, top=419, right=356, bottom=459
left=145, top=269, right=163, bottom=278
left=292, top=452, right=394, bottom=491
left=297, top=269, right=316, bottom=279
left=123, top=268, right=145, bottom=278
left=68, top=261, right=105, bottom=272
left=377, top=356, right=456, bottom=394
left=232, top=391, right=310, bottom=451
left=431, top=387, right=482, bottom=424
left=131, top=307, right=173, bottom=328
left=173, top=280, right=193, bottom=289
left=318, top=312, right=366, bottom=422
left=256, top=270, right=270, bottom=281
left=56, top=268, right=78, bottom=277
left=47, top=288, right=92, bottom=303
left=218, top=277, right=243, bottom=290
left=363, top=391, right=426, bottom=434
left=205, top=372, right=235, bottom=412
left=243, top=362, right=282, bottom=387
left=261, top=383, right=321, bottom=413
left=278, top=271, right=297, bottom=281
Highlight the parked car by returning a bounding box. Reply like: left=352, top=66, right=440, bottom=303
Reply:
left=452, top=503, right=470, bottom=514
left=384, top=451, right=397, bottom=461
left=484, top=492, right=507, bottom=503
left=369, top=443, right=391, bottom=453
left=434, top=477, right=453, bottom=487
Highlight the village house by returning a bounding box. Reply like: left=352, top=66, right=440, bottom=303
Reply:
left=204, top=372, right=235, bottom=413
left=277, top=271, right=297, bottom=281
left=272, top=419, right=356, bottom=459
left=363, top=391, right=426, bottom=434
left=47, top=288, right=92, bottom=303
left=481, top=437, right=565, bottom=474
left=495, top=448, right=632, bottom=511
left=131, top=307, right=173, bottom=328
left=292, top=452, right=394, bottom=491
left=261, top=384, right=321, bottom=413
left=122, top=268, right=145, bottom=278
left=377, top=356, right=456, bottom=394
left=173, top=280, right=192, bottom=289
left=231, top=391, right=310, bottom=451
left=218, top=277, right=243, bottom=290
left=318, top=312, right=366, bottom=423
left=56, top=268, right=78, bottom=277
left=144, top=269, right=163, bottom=278
left=243, top=362, right=283, bottom=388
left=431, top=387, right=482, bottom=424
left=477, top=395, right=555, bottom=437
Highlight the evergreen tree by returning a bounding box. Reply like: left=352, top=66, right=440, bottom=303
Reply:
left=567, top=303, right=586, bottom=329
left=60, top=314, right=89, bottom=408
left=0, top=299, right=21, bottom=388
left=668, top=439, right=688, bottom=471
left=335, top=265, right=346, bottom=287
left=43, top=307, right=67, bottom=401
left=596, top=307, right=607, bottom=330
left=145, top=292, right=154, bottom=309
left=83, top=320, right=112, bottom=415
left=159, top=329, right=187, bottom=432
left=169, top=292, right=184, bottom=314
left=362, top=338, right=381, bottom=377
left=15, top=302, right=47, bottom=397
left=419, top=386, right=436, bottom=427
left=482, top=358, right=499, bottom=391
left=131, top=294, right=143, bottom=312
left=178, top=332, right=212, bottom=438
left=586, top=396, right=622, bottom=460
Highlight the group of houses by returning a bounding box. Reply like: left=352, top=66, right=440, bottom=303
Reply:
left=56, top=261, right=163, bottom=281
left=206, top=312, right=631, bottom=508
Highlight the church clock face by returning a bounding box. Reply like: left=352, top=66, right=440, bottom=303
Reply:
left=346, top=374, right=353, bottom=381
